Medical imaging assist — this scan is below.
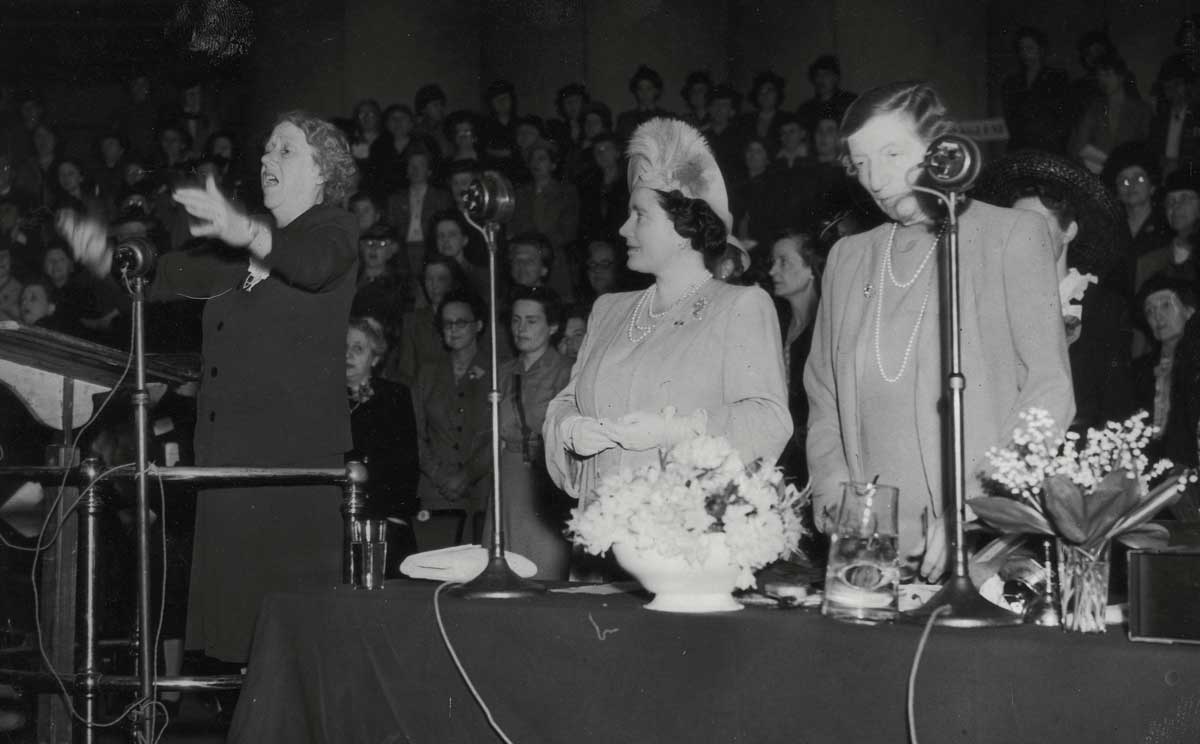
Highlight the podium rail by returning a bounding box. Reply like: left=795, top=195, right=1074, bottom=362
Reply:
left=0, top=459, right=368, bottom=744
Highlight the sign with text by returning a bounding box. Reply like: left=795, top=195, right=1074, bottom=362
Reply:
left=953, top=118, right=1010, bottom=142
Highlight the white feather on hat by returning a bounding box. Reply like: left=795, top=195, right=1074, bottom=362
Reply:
left=626, top=117, right=733, bottom=232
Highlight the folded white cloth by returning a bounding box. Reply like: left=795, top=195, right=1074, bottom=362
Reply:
left=400, top=544, right=538, bottom=582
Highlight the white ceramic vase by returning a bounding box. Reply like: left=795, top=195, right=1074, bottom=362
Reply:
left=612, top=534, right=743, bottom=613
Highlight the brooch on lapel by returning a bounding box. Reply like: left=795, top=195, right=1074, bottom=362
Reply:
left=863, top=282, right=873, bottom=299
left=675, top=297, right=709, bottom=326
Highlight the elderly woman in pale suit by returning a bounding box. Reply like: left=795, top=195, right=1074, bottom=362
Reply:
left=804, top=81, right=1075, bottom=581
left=544, top=118, right=791, bottom=508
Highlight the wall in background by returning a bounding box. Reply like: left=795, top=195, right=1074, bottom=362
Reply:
left=8, top=0, right=1198, bottom=160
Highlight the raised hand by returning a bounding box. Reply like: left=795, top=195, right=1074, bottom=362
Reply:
left=172, top=174, right=253, bottom=248
left=55, top=209, right=111, bottom=277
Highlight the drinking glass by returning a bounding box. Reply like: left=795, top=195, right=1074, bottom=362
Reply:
left=822, top=481, right=900, bottom=623
left=351, top=519, right=388, bottom=590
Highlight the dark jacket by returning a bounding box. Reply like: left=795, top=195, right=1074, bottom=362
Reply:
left=1068, top=284, right=1134, bottom=432
left=349, top=377, right=420, bottom=519
left=1001, top=66, right=1071, bottom=154
left=148, top=202, right=359, bottom=465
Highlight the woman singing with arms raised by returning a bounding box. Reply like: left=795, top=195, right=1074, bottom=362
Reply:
left=544, top=118, right=791, bottom=508
left=804, top=82, right=1075, bottom=581
left=58, top=111, right=359, bottom=662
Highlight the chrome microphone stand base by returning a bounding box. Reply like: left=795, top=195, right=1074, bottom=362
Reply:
left=899, top=576, right=1022, bottom=627
left=447, top=555, right=546, bottom=600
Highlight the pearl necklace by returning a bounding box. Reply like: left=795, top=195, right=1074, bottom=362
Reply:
left=885, top=222, right=941, bottom=288
left=627, top=275, right=712, bottom=344
left=874, top=223, right=942, bottom=383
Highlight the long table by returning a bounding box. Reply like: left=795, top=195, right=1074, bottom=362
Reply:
left=228, top=581, right=1200, bottom=743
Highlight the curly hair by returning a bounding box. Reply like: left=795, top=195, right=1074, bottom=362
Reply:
left=653, top=189, right=728, bottom=265
left=275, top=110, right=359, bottom=206
left=348, top=316, right=388, bottom=360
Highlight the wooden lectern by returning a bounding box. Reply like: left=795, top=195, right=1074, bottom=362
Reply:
left=0, top=321, right=196, bottom=743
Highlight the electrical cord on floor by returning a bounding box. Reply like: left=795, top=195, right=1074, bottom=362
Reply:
left=907, top=604, right=951, bottom=744
left=433, top=582, right=517, bottom=744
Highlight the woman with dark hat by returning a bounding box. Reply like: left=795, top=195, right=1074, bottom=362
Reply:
left=1148, top=53, right=1200, bottom=178
left=444, top=109, right=487, bottom=166
left=1102, top=142, right=1168, bottom=263
left=680, top=71, right=713, bottom=128
left=549, top=83, right=589, bottom=151
left=1135, top=166, right=1200, bottom=293
left=975, top=148, right=1135, bottom=433
left=616, top=65, right=672, bottom=144
left=704, top=83, right=746, bottom=182
left=805, top=81, right=1073, bottom=580
left=414, top=84, right=452, bottom=158
left=740, top=70, right=787, bottom=155
left=483, top=79, right=519, bottom=169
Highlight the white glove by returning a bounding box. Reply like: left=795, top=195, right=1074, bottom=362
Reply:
left=559, top=415, right=618, bottom=457
left=607, top=406, right=707, bottom=452
left=56, top=210, right=111, bottom=277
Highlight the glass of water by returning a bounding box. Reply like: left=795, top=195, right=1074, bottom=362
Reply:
left=351, top=519, right=388, bottom=590
left=822, top=481, right=900, bottom=624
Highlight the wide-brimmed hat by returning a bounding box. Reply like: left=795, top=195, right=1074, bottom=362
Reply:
left=973, top=149, right=1126, bottom=278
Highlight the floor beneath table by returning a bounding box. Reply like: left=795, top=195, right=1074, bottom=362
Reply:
left=2, top=693, right=232, bottom=743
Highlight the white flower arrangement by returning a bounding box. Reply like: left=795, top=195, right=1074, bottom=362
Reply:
left=975, top=409, right=1195, bottom=553
left=985, top=409, right=1173, bottom=502
left=567, top=436, right=806, bottom=589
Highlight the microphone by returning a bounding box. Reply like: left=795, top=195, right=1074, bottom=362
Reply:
left=922, top=134, right=982, bottom=193
left=114, top=236, right=157, bottom=278
left=463, top=170, right=515, bottom=225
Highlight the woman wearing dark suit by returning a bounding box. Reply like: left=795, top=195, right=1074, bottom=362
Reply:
left=413, top=290, right=493, bottom=550
left=58, top=110, right=360, bottom=662
left=346, top=316, right=420, bottom=572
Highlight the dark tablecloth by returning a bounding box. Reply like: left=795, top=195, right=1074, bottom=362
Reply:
left=228, top=581, right=1200, bottom=744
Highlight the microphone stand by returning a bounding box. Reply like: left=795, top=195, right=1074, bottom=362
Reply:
left=125, top=267, right=158, bottom=741
left=451, top=180, right=545, bottom=599
left=900, top=184, right=1021, bottom=628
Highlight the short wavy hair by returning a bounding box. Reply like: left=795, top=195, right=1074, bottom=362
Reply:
left=838, top=81, right=955, bottom=176
left=348, top=316, right=388, bottom=360
left=275, top=110, right=359, bottom=206
left=653, top=188, right=728, bottom=266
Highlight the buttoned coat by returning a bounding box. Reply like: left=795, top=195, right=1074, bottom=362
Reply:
left=148, top=202, right=359, bottom=661
left=803, top=200, right=1076, bottom=523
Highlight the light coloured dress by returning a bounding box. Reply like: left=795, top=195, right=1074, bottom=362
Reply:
left=544, top=280, right=791, bottom=505
left=804, top=200, right=1076, bottom=555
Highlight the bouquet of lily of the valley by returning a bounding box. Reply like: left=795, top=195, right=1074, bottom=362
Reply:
left=567, top=436, right=806, bottom=589
left=971, top=408, right=1196, bottom=553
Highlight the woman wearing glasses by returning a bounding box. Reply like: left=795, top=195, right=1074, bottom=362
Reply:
left=413, top=289, right=493, bottom=550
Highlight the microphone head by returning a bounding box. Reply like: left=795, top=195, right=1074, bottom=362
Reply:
left=463, top=170, right=515, bottom=225
left=923, top=134, right=982, bottom=192
left=114, top=236, right=157, bottom=278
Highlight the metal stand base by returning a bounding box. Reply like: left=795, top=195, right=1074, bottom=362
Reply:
left=899, top=576, right=1022, bottom=628
left=447, top=556, right=545, bottom=600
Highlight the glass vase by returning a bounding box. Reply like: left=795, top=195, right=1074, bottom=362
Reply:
left=1056, top=540, right=1111, bottom=633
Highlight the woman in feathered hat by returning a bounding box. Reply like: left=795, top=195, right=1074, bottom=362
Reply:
left=804, top=81, right=1075, bottom=581
left=544, top=118, right=791, bottom=511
